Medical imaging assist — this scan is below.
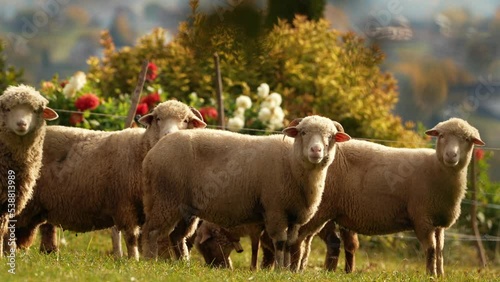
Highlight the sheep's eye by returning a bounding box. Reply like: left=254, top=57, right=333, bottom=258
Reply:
left=327, top=134, right=333, bottom=140
left=156, top=117, right=161, bottom=122
left=301, top=131, right=306, bottom=136
left=184, top=119, right=189, bottom=123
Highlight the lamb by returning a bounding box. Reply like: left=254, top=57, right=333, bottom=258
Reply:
left=194, top=221, right=275, bottom=269
left=140, top=115, right=351, bottom=268
left=289, top=117, right=485, bottom=276
left=0, top=84, right=58, bottom=256
left=12, top=100, right=206, bottom=260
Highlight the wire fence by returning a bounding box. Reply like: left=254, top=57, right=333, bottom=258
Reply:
left=52, top=108, right=500, bottom=151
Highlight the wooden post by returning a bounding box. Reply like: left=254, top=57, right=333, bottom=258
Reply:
left=214, top=53, right=225, bottom=130
left=125, top=60, right=149, bottom=128
left=470, top=151, right=488, bottom=268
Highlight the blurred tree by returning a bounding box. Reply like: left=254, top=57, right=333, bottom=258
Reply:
left=64, top=5, right=91, bottom=27
left=266, top=0, right=326, bottom=27
left=109, top=6, right=136, bottom=47
left=0, top=39, right=24, bottom=93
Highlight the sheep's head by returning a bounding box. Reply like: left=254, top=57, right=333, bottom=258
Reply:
left=283, top=116, right=351, bottom=165
left=194, top=222, right=243, bottom=269
left=138, top=100, right=207, bottom=139
left=0, top=85, right=58, bottom=136
left=426, top=118, right=485, bottom=167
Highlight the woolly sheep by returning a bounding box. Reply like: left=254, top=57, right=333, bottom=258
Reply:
left=289, top=118, right=485, bottom=276
left=194, top=221, right=275, bottom=270
left=140, top=116, right=351, bottom=268
left=12, top=100, right=206, bottom=260
left=0, top=85, right=58, bottom=256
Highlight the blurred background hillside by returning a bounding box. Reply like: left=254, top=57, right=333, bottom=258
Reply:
left=0, top=0, right=499, bottom=181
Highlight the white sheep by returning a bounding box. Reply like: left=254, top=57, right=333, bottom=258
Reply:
left=140, top=116, right=351, bottom=267
left=13, top=100, right=206, bottom=260
left=289, top=117, right=485, bottom=276
left=0, top=84, right=58, bottom=256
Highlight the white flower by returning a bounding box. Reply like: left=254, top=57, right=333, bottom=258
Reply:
left=257, top=83, right=270, bottom=98
left=268, top=92, right=282, bottom=107
left=272, top=106, right=285, bottom=121
left=268, top=115, right=284, bottom=131
left=258, top=107, right=272, bottom=122
left=227, top=116, right=244, bottom=132
left=260, top=100, right=276, bottom=110
left=63, top=71, right=87, bottom=98
left=236, top=95, right=252, bottom=110
left=233, top=107, right=246, bottom=118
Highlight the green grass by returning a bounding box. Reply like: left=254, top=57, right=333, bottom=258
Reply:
left=1, top=229, right=498, bottom=282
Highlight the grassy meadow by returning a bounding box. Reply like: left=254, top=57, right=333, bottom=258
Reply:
left=1, top=229, right=498, bottom=282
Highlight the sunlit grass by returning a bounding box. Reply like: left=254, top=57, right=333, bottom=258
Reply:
left=1, top=229, right=498, bottom=282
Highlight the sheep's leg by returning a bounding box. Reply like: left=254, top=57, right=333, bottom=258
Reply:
left=288, top=240, right=302, bottom=271
left=260, top=230, right=275, bottom=269
left=265, top=214, right=288, bottom=269
left=249, top=231, right=261, bottom=270
left=123, top=227, right=140, bottom=261
left=340, top=228, right=359, bottom=273
left=141, top=206, right=180, bottom=260
left=15, top=224, right=39, bottom=250
left=39, top=223, right=58, bottom=254
left=0, top=215, right=8, bottom=257
left=435, top=228, right=445, bottom=276
left=168, top=216, right=198, bottom=261
left=284, top=223, right=300, bottom=268
left=318, top=224, right=340, bottom=271
left=415, top=226, right=437, bottom=276
left=111, top=226, right=123, bottom=258
left=299, top=235, right=314, bottom=271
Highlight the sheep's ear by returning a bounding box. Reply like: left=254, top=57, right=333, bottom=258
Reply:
left=333, top=121, right=345, bottom=133
left=425, top=129, right=439, bottom=137
left=287, top=118, right=303, bottom=127
left=282, top=118, right=303, bottom=138
left=198, top=230, right=212, bottom=244
left=335, top=132, right=351, bottom=142
left=190, top=107, right=203, bottom=121
left=282, top=127, right=299, bottom=138
left=189, top=117, right=207, bottom=129
left=472, top=137, right=485, bottom=146
left=43, top=107, right=59, bottom=121
left=138, top=113, right=154, bottom=127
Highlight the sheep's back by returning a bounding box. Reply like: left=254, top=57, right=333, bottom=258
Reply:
left=144, top=129, right=293, bottom=227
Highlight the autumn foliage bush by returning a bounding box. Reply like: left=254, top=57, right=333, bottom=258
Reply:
left=86, top=2, right=422, bottom=143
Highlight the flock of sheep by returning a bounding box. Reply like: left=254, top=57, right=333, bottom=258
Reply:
left=0, top=84, right=485, bottom=277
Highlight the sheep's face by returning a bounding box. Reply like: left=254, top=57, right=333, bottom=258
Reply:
left=138, top=101, right=206, bottom=139
left=426, top=118, right=485, bottom=167
left=195, top=225, right=242, bottom=269
left=283, top=116, right=351, bottom=165
left=2, top=104, right=58, bottom=136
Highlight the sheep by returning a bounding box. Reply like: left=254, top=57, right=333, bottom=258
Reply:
left=0, top=84, right=58, bottom=256
left=140, top=115, right=351, bottom=268
left=194, top=221, right=275, bottom=270
left=12, top=100, right=206, bottom=260
left=289, top=117, right=485, bottom=276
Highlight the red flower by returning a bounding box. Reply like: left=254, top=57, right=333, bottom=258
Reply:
left=75, top=93, right=100, bottom=111
left=140, top=92, right=161, bottom=108
left=199, top=106, right=218, bottom=122
left=146, top=62, right=158, bottom=81
left=60, top=80, right=68, bottom=88
left=136, top=103, right=149, bottom=116
left=69, top=113, right=83, bottom=125
left=474, top=148, right=485, bottom=161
